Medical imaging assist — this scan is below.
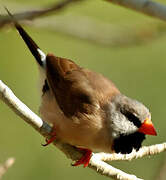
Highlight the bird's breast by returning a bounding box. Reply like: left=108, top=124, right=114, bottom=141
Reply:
left=40, top=90, right=113, bottom=153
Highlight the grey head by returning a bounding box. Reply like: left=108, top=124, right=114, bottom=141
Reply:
left=105, top=94, right=151, bottom=154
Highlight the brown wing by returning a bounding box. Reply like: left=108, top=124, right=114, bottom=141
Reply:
left=46, top=54, right=97, bottom=117
left=46, top=54, right=120, bottom=117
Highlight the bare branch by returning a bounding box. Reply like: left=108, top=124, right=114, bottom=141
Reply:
left=1, top=1, right=166, bottom=47
left=0, top=79, right=166, bottom=180
left=0, top=80, right=43, bottom=131
left=1, top=0, right=166, bottom=29
left=0, top=0, right=82, bottom=28
left=94, top=143, right=166, bottom=162
left=90, top=156, right=143, bottom=180
left=3, top=1, right=165, bottom=47
left=34, top=15, right=165, bottom=47
left=106, top=0, right=166, bottom=22
left=90, top=143, right=166, bottom=180
left=0, top=157, right=15, bottom=179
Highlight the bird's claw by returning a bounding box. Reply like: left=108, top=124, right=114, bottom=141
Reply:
left=72, top=148, right=92, bottom=168
left=42, top=131, right=56, bottom=146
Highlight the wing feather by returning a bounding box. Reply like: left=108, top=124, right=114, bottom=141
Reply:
left=46, top=54, right=95, bottom=117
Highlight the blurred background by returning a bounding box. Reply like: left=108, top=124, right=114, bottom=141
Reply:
left=0, top=0, right=166, bottom=179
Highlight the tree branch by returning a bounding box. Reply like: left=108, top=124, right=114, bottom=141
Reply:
left=2, top=2, right=166, bottom=47
left=106, top=0, right=166, bottom=22
left=0, top=79, right=166, bottom=180
left=34, top=15, right=166, bottom=47
left=1, top=0, right=166, bottom=29
left=0, top=157, right=15, bottom=179
left=0, top=0, right=83, bottom=28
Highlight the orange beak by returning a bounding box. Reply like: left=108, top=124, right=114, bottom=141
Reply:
left=138, top=117, right=157, bottom=136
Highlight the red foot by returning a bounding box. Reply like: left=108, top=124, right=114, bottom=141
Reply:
left=72, top=148, right=92, bottom=168
left=42, top=131, right=56, bottom=146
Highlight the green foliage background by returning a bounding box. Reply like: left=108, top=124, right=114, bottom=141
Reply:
left=0, top=0, right=166, bottom=179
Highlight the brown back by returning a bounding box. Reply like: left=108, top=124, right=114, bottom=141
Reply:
left=46, top=54, right=120, bottom=117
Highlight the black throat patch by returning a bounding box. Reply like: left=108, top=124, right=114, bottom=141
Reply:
left=113, top=132, right=145, bottom=154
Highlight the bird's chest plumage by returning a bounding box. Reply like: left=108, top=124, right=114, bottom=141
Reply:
left=40, top=90, right=113, bottom=153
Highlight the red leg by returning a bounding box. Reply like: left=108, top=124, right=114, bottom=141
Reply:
left=42, top=130, right=56, bottom=146
left=72, top=148, right=92, bottom=168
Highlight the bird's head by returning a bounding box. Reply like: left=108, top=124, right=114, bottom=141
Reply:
left=105, top=94, right=157, bottom=154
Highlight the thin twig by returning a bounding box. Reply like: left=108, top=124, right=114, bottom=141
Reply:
left=0, top=0, right=82, bottom=28
left=2, top=1, right=165, bottom=47
left=1, top=0, right=166, bottom=29
left=0, top=157, right=15, bottom=179
left=90, top=156, right=143, bottom=180
left=1, top=1, right=166, bottom=47
left=106, top=0, right=166, bottom=22
left=94, top=143, right=166, bottom=162
left=34, top=15, right=165, bottom=47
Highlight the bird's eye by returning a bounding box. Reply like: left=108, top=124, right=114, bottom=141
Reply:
left=120, top=109, right=142, bottom=128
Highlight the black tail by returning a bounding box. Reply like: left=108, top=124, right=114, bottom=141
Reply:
left=5, top=7, right=46, bottom=67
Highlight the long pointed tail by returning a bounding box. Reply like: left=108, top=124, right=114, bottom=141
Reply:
left=5, top=8, right=46, bottom=67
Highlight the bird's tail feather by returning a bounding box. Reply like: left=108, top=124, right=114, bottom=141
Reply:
left=5, top=7, right=46, bottom=67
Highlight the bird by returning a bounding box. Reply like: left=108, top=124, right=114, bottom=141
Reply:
left=6, top=9, right=157, bottom=168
